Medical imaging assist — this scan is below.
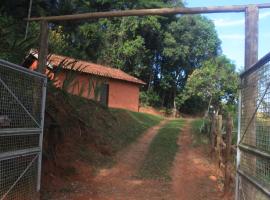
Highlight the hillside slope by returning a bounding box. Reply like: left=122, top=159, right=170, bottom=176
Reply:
left=41, top=88, right=162, bottom=197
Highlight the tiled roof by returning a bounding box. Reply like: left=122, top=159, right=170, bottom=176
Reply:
left=49, top=54, right=146, bottom=85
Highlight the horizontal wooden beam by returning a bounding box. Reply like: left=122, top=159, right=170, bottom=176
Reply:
left=26, top=3, right=270, bottom=22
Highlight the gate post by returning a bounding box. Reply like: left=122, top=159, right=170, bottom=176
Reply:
left=37, top=78, right=47, bottom=193
left=241, top=5, right=259, bottom=200
left=245, top=5, right=258, bottom=68
left=236, top=5, right=259, bottom=200
left=235, top=90, right=242, bottom=200
left=38, top=20, right=49, bottom=74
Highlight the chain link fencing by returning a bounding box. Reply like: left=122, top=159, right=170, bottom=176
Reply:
left=236, top=53, right=270, bottom=200
left=0, top=60, right=47, bottom=200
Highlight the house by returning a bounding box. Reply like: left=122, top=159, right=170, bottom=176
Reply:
left=23, top=51, right=145, bottom=112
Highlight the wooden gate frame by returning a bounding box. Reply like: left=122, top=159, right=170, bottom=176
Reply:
left=26, top=3, right=270, bottom=72
left=26, top=3, right=270, bottom=199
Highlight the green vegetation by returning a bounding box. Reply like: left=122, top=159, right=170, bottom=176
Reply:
left=45, top=89, right=162, bottom=168
left=177, top=56, right=239, bottom=115
left=191, top=119, right=210, bottom=147
left=0, top=0, right=225, bottom=113
left=82, top=108, right=162, bottom=167
left=108, top=109, right=163, bottom=153
left=138, top=119, right=184, bottom=181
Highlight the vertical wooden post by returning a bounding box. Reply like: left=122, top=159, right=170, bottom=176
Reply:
left=245, top=5, right=259, bottom=200
left=210, top=114, right=217, bottom=157
left=217, top=115, right=222, bottom=165
left=224, top=114, right=233, bottom=194
left=245, top=5, right=259, bottom=69
left=38, top=20, right=49, bottom=74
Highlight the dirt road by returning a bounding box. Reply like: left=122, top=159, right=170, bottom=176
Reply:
left=171, top=119, right=225, bottom=200
left=49, top=119, right=227, bottom=200
left=90, top=119, right=172, bottom=200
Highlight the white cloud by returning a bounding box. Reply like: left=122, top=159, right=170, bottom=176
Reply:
left=260, top=11, right=270, bottom=19
left=213, top=11, right=270, bottom=27
left=219, top=34, right=244, bottom=40
left=214, top=18, right=244, bottom=27
left=261, top=33, right=270, bottom=38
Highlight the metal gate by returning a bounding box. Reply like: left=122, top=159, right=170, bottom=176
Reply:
left=236, top=52, right=270, bottom=200
left=0, top=60, right=47, bottom=200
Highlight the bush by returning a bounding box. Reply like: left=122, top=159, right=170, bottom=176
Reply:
left=191, top=119, right=210, bottom=146
left=178, top=95, right=207, bottom=115
left=140, top=90, right=161, bottom=107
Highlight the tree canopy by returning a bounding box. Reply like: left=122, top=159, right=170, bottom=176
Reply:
left=176, top=56, right=238, bottom=115
left=0, top=0, right=238, bottom=114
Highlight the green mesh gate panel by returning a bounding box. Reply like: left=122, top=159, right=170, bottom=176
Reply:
left=0, top=60, right=47, bottom=200
left=236, top=53, right=270, bottom=200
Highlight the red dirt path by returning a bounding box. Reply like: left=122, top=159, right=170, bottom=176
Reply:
left=171, top=119, right=229, bottom=200
left=46, top=119, right=231, bottom=200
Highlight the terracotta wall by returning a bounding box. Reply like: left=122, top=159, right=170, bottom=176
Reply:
left=55, top=71, right=140, bottom=112
left=55, top=71, right=105, bottom=100
left=108, top=79, right=140, bottom=112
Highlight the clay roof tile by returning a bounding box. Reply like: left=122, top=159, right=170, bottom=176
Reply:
left=49, top=54, right=145, bottom=85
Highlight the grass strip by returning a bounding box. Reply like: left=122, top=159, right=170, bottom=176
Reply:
left=109, top=109, right=164, bottom=152
left=79, top=109, right=163, bottom=168
left=191, top=118, right=209, bottom=147
left=138, top=119, right=184, bottom=181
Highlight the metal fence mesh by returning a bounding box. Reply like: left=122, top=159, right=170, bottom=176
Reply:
left=239, top=177, right=269, bottom=200
left=0, top=60, right=46, bottom=200
left=239, top=57, right=270, bottom=199
left=240, top=151, right=270, bottom=188
left=0, top=65, right=44, bottom=128
left=0, top=134, right=40, bottom=153
left=0, top=155, right=39, bottom=200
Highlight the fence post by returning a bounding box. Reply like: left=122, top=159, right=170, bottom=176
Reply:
left=210, top=114, right=216, bottom=157
left=38, top=20, right=49, bottom=74
left=224, top=114, right=233, bottom=194
left=217, top=115, right=222, bottom=165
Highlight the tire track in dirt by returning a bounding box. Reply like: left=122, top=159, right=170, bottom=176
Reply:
left=60, top=119, right=173, bottom=200
left=171, top=119, right=225, bottom=200
left=88, top=119, right=172, bottom=200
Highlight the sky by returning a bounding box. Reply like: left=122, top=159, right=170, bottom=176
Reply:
left=184, top=0, right=270, bottom=71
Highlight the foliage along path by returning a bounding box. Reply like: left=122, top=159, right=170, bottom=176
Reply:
left=52, top=119, right=226, bottom=200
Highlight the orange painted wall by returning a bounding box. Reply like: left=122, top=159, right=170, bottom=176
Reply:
left=108, top=79, right=140, bottom=112
left=55, top=71, right=141, bottom=112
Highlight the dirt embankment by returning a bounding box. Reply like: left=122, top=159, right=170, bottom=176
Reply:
left=41, top=89, right=162, bottom=199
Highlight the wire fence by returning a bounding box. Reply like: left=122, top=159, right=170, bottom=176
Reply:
left=0, top=60, right=47, bottom=200
left=237, top=53, right=270, bottom=200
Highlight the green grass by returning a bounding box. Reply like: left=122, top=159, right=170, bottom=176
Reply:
left=191, top=118, right=209, bottom=147
left=45, top=90, right=163, bottom=169
left=107, top=109, right=163, bottom=152
left=138, top=119, right=184, bottom=181
left=78, top=109, right=163, bottom=168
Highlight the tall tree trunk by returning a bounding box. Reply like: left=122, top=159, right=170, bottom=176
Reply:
left=172, top=86, right=177, bottom=118
left=147, top=70, right=153, bottom=91
left=205, top=95, right=212, bottom=118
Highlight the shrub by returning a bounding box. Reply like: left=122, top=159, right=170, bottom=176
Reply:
left=140, top=90, right=161, bottom=107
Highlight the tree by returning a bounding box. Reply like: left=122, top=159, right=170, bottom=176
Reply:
left=0, top=0, right=226, bottom=112
left=0, top=12, right=39, bottom=63
left=0, top=0, right=51, bottom=63
left=176, top=56, right=238, bottom=115
left=159, top=15, right=221, bottom=108
left=48, top=0, right=184, bottom=91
